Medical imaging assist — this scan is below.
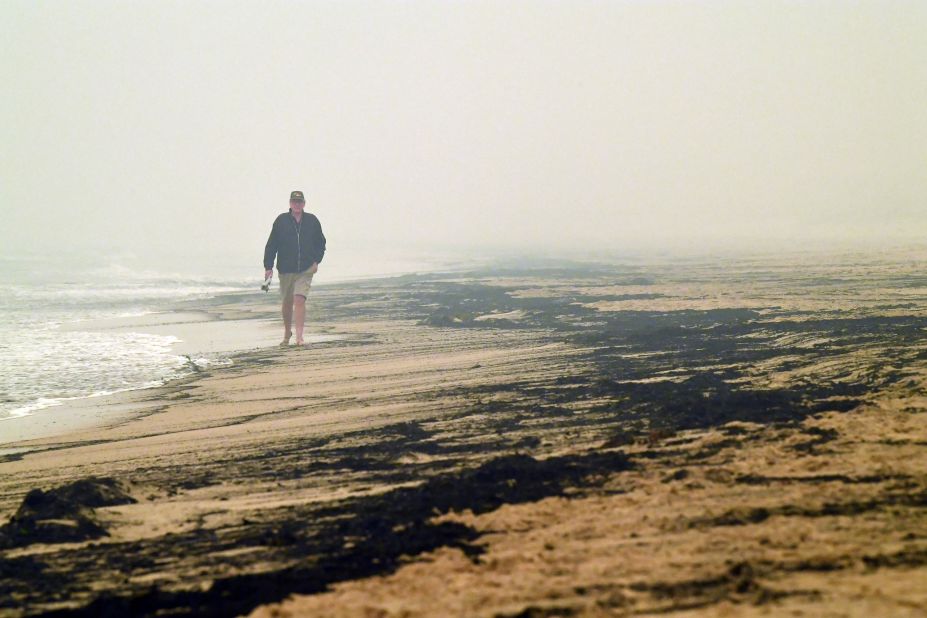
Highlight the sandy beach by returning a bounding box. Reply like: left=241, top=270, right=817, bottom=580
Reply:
left=2, top=257, right=927, bottom=617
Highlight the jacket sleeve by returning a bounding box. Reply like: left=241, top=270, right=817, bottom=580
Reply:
left=263, top=219, right=278, bottom=270
left=314, top=218, right=326, bottom=264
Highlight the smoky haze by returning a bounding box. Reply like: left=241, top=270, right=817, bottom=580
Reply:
left=2, top=1, right=925, bottom=272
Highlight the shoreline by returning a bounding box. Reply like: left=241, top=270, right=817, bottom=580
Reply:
left=1, top=258, right=926, bottom=616
left=0, top=272, right=423, bottom=446
left=0, top=252, right=487, bottom=438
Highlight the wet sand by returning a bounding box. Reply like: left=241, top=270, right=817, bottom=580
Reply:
left=1, top=254, right=926, bottom=617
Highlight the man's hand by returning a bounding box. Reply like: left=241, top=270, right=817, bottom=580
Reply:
left=264, top=269, right=273, bottom=280
left=309, top=262, right=319, bottom=274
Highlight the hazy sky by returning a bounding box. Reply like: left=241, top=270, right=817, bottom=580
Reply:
left=2, top=1, right=925, bottom=269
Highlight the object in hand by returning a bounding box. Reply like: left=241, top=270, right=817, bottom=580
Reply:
left=261, top=277, right=272, bottom=292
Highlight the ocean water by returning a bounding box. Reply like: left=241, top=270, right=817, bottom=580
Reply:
left=0, top=255, right=255, bottom=424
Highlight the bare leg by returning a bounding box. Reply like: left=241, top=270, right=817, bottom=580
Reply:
left=294, top=295, right=306, bottom=344
left=281, top=297, right=293, bottom=343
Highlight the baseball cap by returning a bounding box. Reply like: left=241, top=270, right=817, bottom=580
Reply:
left=290, top=190, right=305, bottom=202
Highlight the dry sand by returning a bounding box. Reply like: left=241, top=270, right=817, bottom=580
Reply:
left=250, top=396, right=927, bottom=618
left=1, top=258, right=926, bottom=617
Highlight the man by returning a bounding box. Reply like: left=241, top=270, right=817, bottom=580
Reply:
left=264, top=190, right=326, bottom=346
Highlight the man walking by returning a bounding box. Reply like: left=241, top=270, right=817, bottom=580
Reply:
left=264, top=190, right=326, bottom=346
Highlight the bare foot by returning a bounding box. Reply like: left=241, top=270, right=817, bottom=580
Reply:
left=294, top=339, right=305, bottom=346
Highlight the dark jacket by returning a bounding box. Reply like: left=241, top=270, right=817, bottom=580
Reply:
left=264, top=210, right=326, bottom=274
